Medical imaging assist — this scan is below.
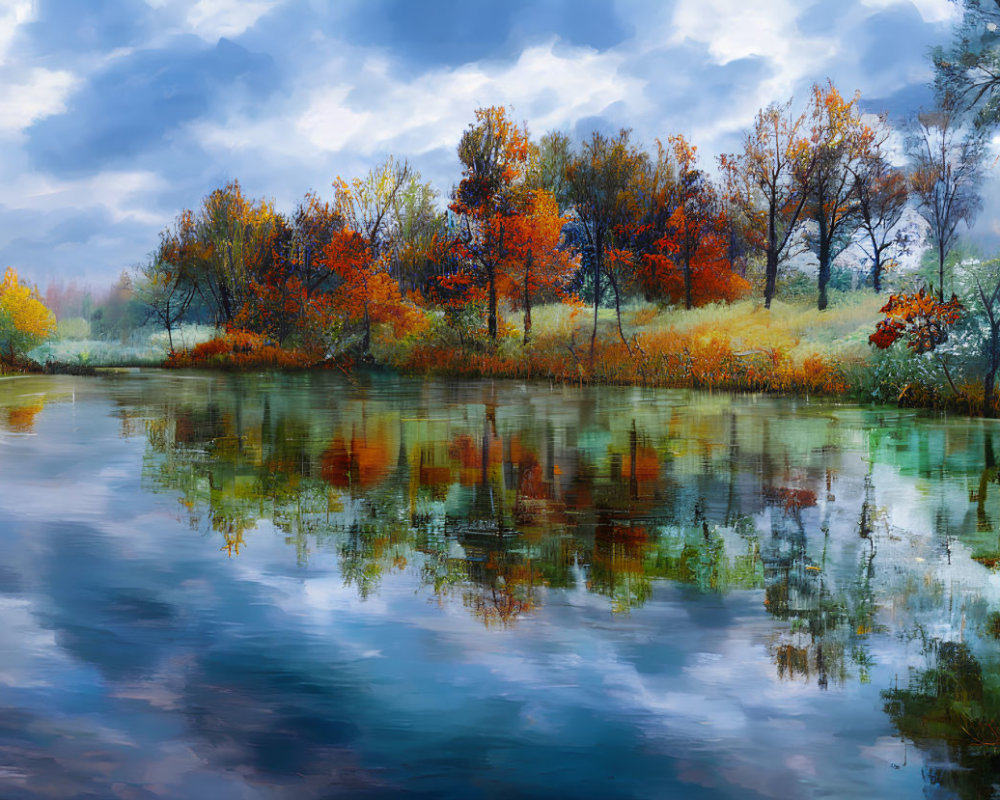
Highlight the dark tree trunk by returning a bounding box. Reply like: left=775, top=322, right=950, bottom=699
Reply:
left=764, top=249, right=778, bottom=309
left=607, top=271, right=631, bottom=355
left=817, top=219, right=831, bottom=312
left=938, top=241, right=946, bottom=302
left=764, top=208, right=778, bottom=309
left=985, top=327, right=999, bottom=418
left=590, top=240, right=602, bottom=366
left=683, top=249, right=693, bottom=310
left=522, top=257, right=532, bottom=346
left=487, top=267, right=498, bottom=342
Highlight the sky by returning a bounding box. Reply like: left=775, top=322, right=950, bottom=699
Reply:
left=0, top=0, right=965, bottom=290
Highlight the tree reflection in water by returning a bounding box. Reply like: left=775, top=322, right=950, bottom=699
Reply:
left=119, top=372, right=1000, bottom=795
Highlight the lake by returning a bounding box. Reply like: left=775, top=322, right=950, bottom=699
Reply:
left=0, top=370, right=997, bottom=799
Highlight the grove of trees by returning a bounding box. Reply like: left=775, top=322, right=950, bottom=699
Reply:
left=138, top=81, right=943, bottom=363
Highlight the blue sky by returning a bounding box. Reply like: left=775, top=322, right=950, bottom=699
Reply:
left=0, top=0, right=962, bottom=289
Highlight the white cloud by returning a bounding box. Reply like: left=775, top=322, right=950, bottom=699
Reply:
left=0, top=0, right=33, bottom=66
left=294, top=40, right=647, bottom=157
left=186, top=0, right=282, bottom=39
left=0, top=170, right=169, bottom=226
left=861, top=0, right=960, bottom=24
left=669, top=0, right=839, bottom=101
left=0, top=67, right=79, bottom=134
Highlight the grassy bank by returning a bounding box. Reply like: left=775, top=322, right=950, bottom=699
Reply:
left=32, top=293, right=991, bottom=413
left=377, top=294, right=884, bottom=399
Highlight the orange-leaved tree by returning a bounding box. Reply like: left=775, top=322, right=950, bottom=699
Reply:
left=497, top=189, right=578, bottom=344
left=234, top=192, right=343, bottom=353
left=637, top=136, right=749, bottom=309
left=869, top=288, right=965, bottom=403
left=0, top=267, right=56, bottom=362
left=199, top=181, right=284, bottom=327
left=321, top=228, right=426, bottom=354
left=451, top=106, right=531, bottom=342
left=329, top=157, right=427, bottom=353
left=160, top=181, right=284, bottom=328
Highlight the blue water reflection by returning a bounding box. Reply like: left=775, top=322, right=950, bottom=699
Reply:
left=0, top=371, right=996, bottom=798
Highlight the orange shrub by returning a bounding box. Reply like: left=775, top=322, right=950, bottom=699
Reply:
left=165, top=329, right=319, bottom=370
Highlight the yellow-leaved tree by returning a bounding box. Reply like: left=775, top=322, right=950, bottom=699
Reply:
left=0, top=267, right=56, bottom=363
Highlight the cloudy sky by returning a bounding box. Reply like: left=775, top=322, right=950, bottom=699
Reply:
left=0, top=0, right=962, bottom=290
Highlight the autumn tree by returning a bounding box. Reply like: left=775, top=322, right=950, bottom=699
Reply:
left=205, top=182, right=284, bottom=326
left=803, top=82, right=872, bottom=310
left=331, top=156, right=421, bottom=353
left=869, top=286, right=966, bottom=401
left=851, top=117, right=911, bottom=293
left=335, top=155, right=412, bottom=257
left=451, top=106, right=531, bottom=342
left=250, top=191, right=344, bottom=349
left=282, top=191, right=345, bottom=299
left=321, top=228, right=426, bottom=356
left=721, top=98, right=818, bottom=309
left=637, top=135, right=747, bottom=309
left=159, top=181, right=285, bottom=328
left=498, top=189, right=578, bottom=343
left=566, top=128, right=645, bottom=360
left=869, top=288, right=964, bottom=354
left=0, top=267, right=56, bottom=362
left=907, top=96, right=986, bottom=301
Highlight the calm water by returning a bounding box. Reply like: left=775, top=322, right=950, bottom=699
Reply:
left=0, top=371, right=998, bottom=799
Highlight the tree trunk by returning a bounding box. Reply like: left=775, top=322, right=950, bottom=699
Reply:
left=362, top=304, right=371, bottom=355
left=590, top=244, right=601, bottom=366
left=817, top=220, right=831, bottom=312
left=985, top=326, right=999, bottom=418
left=764, top=204, right=778, bottom=309
left=522, top=258, right=532, bottom=346
left=608, top=271, right=632, bottom=356
left=683, top=249, right=693, bottom=311
left=764, top=248, right=778, bottom=310
left=872, top=253, right=882, bottom=293
left=488, top=267, right=498, bottom=342
left=938, top=241, right=946, bottom=302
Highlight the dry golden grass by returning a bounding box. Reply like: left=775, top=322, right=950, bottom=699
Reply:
left=397, top=293, right=888, bottom=398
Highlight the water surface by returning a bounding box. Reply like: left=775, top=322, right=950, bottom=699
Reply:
left=0, top=371, right=998, bottom=799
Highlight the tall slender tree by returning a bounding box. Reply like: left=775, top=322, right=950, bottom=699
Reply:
left=851, top=117, right=911, bottom=293
left=451, top=106, right=531, bottom=342
left=720, top=99, right=818, bottom=309
left=802, top=82, right=872, bottom=311
left=566, top=129, right=645, bottom=361
left=907, top=95, right=986, bottom=301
